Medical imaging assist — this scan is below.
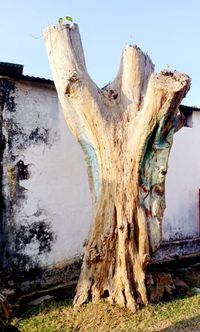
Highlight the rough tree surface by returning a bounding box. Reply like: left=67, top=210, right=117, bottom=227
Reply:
left=44, top=23, right=190, bottom=312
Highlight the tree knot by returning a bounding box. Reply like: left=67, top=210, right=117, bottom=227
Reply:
left=65, top=72, right=80, bottom=96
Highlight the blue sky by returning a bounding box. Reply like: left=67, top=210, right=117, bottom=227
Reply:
left=0, top=0, right=199, bottom=106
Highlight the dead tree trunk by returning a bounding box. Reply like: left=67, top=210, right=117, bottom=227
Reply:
left=44, top=23, right=190, bottom=312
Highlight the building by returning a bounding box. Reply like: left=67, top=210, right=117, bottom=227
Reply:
left=154, top=104, right=200, bottom=263
left=0, top=62, right=92, bottom=292
left=0, top=62, right=199, bottom=292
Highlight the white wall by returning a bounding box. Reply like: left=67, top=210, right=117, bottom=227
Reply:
left=163, top=112, right=200, bottom=241
left=3, top=80, right=92, bottom=269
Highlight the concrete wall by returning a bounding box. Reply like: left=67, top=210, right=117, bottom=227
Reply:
left=0, top=77, right=91, bottom=289
left=163, top=111, right=200, bottom=241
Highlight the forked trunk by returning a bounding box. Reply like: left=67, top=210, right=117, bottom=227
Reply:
left=44, top=23, right=191, bottom=311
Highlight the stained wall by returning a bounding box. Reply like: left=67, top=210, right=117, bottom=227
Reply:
left=0, top=77, right=92, bottom=289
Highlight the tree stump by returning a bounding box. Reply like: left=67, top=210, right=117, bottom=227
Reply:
left=44, top=23, right=191, bottom=312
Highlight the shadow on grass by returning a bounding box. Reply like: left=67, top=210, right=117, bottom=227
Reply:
left=19, top=299, right=72, bottom=320
left=159, top=315, right=200, bottom=331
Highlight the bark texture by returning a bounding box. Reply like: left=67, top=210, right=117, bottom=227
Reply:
left=44, top=23, right=191, bottom=312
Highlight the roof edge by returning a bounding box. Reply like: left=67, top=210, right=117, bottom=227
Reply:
left=0, top=62, right=199, bottom=110
left=0, top=61, right=54, bottom=85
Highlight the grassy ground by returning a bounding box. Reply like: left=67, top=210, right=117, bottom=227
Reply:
left=12, top=293, right=200, bottom=332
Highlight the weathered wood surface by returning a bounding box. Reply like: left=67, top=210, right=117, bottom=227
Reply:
left=44, top=23, right=190, bottom=312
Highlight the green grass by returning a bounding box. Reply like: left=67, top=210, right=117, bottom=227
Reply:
left=12, top=293, right=200, bottom=332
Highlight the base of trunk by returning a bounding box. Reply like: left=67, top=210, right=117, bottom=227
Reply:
left=73, top=241, right=149, bottom=312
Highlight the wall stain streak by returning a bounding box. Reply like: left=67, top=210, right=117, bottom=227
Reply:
left=1, top=218, right=56, bottom=289
left=29, top=127, right=50, bottom=145
left=15, top=220, right=56, bottom=254
left=16, top=160, right=31, bottom=181
left=6, top=121, right=53, bottom=152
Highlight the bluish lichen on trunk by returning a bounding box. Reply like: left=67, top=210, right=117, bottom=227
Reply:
left=139, top=103, right=187, bottom=252
left=79, top=134, right=101, bottom=204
